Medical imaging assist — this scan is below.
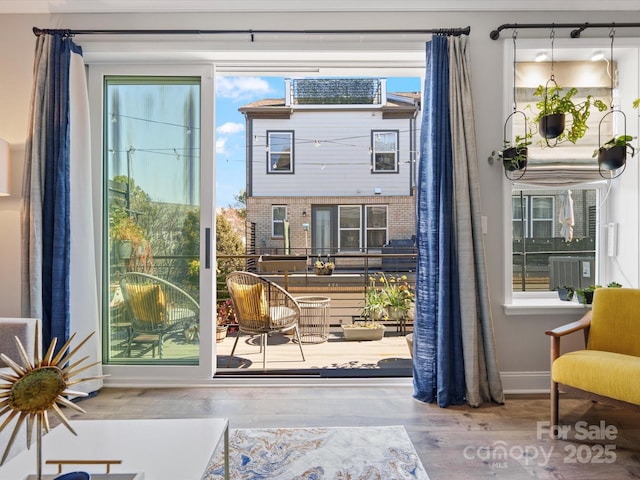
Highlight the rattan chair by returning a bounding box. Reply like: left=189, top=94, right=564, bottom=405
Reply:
left=226, top=271, right=305, bottom=369
left=119, top=272, right=199, bottom=358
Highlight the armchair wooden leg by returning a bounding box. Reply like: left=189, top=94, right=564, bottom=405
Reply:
left=551, top=380, right=559, bottom=438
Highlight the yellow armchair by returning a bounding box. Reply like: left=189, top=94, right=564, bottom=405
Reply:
left=546, top=288, right=640, bottom=435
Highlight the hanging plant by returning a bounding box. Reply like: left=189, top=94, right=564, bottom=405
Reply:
left=531, top=83, right=608, bottom=145
left=499, top=111, right=531, bottom=179
left=594, top=134, right=636, bottom=172
left=498, top=30, right=531, bottom=180
left=593, top=31, right=636, bottom=179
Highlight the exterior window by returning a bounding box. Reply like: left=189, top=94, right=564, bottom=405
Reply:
left=371, top=130, right=398, bottom=172
left=512, top=188, right=598, bottom=293
left=267, top=131, right=294, bottom=173
left=272, top=206, right=287, bottom=237
left=365, top=205, right=388, bottom=248
left=512, top=195, right=554, bottom=239
left=338, top=206, right=361, bottom=251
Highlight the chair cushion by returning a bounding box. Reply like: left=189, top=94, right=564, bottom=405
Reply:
left=588, top=288, right=640, bottom=357
left=123, top=284, right=166, bottom=323
left=229, top=283, right=269, bottom=322
left=552, top=349, right=640, bottom=405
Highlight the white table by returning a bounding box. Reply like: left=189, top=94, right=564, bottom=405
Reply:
left=0, top=418, right=229, bottom=480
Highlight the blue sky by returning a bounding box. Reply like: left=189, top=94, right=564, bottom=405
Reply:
left=214, top=76, right=421, bottom=208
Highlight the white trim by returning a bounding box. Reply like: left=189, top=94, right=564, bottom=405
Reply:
left=4, top=0, right=639, bottom=14
left=500, top=371, right=550, bottom=394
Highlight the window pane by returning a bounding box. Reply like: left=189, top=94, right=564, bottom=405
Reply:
left=339, top=206, right=360, bottom=228
left=269, top=132, right=291, bottom=151
left=270, top=153, right=290, bottom=171
left=532, top=197, right=553, bottom=219
left=105, top=76, right=201, bottom=365
left=273, top=207, right=287, bottom=221
left=273, top=222, right=284, bottom=237
left=512, top=188, right=597, bottom=292
left=340, top=230, right=360, bottom=249
left=374, top=153, right=395, bottom=171
left=366, top=206, right=387, bottom=228
left=367, top=230, right=386, bottom=248
left=374, top=132, right=396, bottom=150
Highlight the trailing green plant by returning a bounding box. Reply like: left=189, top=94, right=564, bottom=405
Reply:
left=607, top=281, right=623, bottom=288
left=529, top=84, right=608, bottom=144
left=499, top=134, right=532, bottom=171
left=593, top=135, right=636, bottom=158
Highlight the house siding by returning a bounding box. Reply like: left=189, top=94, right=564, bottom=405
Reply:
left=249, top=110, right=416, bottom=197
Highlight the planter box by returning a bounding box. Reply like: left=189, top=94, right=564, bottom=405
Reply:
left=341, top=325, right=385, bottom=341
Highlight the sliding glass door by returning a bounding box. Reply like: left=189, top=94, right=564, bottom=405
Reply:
left=90, top=65, right=215, bottom=381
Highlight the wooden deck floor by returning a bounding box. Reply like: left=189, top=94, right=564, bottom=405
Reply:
left=216, top=326, right=413, bottom=375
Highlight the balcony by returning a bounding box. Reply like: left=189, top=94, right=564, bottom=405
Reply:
left=107, top=252, right=416, bottom=377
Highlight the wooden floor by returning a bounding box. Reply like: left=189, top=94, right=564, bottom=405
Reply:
left=69, top=386, right=640, bottom=479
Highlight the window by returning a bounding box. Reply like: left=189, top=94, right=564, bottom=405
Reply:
left=338, top=205, right=388, bottom=251
left=371, top=130, right=398, bottom=172
left=512, top=195, right=554, bottom=239
left=512, top=187, right=598, bottom=293
left=338, top=206, right=361, bottom=251
left=267, top=131, right=294, bottom=173
left=365, top=205, right=388, bottom=248
left=272, top=206, right=287, bottom=237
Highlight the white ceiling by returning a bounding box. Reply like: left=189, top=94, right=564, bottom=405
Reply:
left=0, top=0, right=638, bottom=14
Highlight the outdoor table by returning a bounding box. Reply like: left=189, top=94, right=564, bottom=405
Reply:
left=295, top=296, right=331, bottom=343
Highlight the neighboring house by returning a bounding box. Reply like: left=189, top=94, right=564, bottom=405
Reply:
left=239, top=78, right=420, bottom=260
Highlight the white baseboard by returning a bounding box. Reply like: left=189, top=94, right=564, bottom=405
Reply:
left=501, top=371, right=550, bottom=394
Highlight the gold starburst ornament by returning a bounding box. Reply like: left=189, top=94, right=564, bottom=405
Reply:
left=0, top=326, right=104, bottom=474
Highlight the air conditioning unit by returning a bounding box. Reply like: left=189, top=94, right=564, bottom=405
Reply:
left=548, top=256, right=595, bottom=290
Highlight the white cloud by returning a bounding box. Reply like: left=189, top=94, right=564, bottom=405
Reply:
left=216, top=137, right=227, bottom=154
left=217, top=122, right=244, bottom=135
left=216, top=77, right=272, bottom=100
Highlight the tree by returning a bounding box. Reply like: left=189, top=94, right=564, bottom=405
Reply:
left=233, top=188, right=247, bottom=218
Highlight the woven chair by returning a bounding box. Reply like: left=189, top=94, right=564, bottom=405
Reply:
left=119, top=272, right=199, bottom=358
left=226, top=271, right=305, bottom=369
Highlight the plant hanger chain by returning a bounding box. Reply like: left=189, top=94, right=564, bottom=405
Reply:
left=512, top=29, right=518, bottom=112
left=609, top=26, right=616, bottom=109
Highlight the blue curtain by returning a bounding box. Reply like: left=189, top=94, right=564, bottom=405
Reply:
left=413, top=35, right=504, bottom=407
left=22, top=34, right=82, bottom=349
left=413, top=35, right=466, bottom=406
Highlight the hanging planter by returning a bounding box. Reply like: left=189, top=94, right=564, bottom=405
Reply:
left=594, top=33, right=635, bottom=179
left=499, top=110, right=530, bottom=180
left=538, top=111, right=565, bottom=140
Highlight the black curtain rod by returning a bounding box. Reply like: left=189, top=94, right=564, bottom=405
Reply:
left=490, top=22, right=640, bottom=40
left=34, top=26, right=470, bottom=41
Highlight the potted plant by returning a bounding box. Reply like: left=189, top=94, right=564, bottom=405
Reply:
left=575, top=285, right=602, bottom=305
left=343, top=275, right=387, bottom=341
left=499, top=110, right=531, bottom=174
left=110, top=215, right=145, bottom=261
left=500, top=135, right=531, bottom=172
left=593, top=135, right=636, bottom=171
left=530, top=83, right=608, bottom=144
left=607, top=281, right=623, bottom=288
left=314, top=259, right=335, bottom=275
left=216, top=299, right=234, bottom=343
left=556, top=286, right=574, bottom=302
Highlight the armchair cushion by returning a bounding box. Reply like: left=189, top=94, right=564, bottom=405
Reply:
left=587, top=288, right=640, bottom=356
left=553, top=350, right=640, bottom=405
left=228, top=283, right=269, bottom=322
left=122, top=283, right=166, bottom=323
